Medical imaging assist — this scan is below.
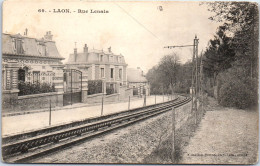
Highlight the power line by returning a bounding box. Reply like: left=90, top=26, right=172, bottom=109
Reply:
left=164, top=45, right=194, bottom=49
left=114, top=2, right=162, bottom=42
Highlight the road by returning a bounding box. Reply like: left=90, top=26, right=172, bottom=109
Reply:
left=2, top=95, right=172, bottom=136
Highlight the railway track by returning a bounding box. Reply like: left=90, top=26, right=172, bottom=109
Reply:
left=2, top=96, right=191, bottom=163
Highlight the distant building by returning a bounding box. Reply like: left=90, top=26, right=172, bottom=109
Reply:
left=66, top=45, right=128, bottom=94
left=127, top=67, right=150, bottom=96
left=2, top=31, right=65, bottom=91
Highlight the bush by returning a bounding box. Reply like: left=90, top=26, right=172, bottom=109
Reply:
left=88, top=80, right=102, bottom=95
left=217, top=67, right=258, bottom=109
left=18, top=81, right=55, bottom=96
left=106, top=87, right=114, bottom=95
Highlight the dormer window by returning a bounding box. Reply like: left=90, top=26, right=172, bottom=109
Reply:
left=14, top=38, right=24, bottom=54
left=38, top=42, right=47, bottom=56
left=119, top=57, right=121, bottom=63
left=100, top=55, right=104, bottom=62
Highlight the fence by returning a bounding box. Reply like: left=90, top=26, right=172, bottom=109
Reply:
left=171, top=95, right=206, bottom=162
left=22, top=72, right=55, bottom=84
left=143, top=95, right=207, bottom=163
left=106, top=82, right=117, bottom=95
left=87, top=80, right=102, bottom=95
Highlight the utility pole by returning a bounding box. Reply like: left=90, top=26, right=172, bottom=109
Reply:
left=164, top=35, right=199, bottom=112
left=49, top=99, right=52, bottom=126
left=191, top=38, right=196, bottom=111
left=101, top=94, right=104, bottom=116
left=194, top=35, right=199, bottom=113
left=199, top=52, right=203, bottom=95
left=128, top=96, right=130, bottom=110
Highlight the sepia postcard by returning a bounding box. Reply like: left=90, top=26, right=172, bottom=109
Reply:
left=1, top=0, right=259, bottom=164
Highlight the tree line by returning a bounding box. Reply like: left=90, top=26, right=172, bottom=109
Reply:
left=146, top=2, right=258, bottom=109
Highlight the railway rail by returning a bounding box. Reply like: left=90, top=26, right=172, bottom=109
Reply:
left=2, top=96, right=191, bottom=163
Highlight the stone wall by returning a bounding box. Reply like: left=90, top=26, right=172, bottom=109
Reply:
left=125, top=87, right=133, bottom=98
left=86, top=93, right=104, bottom=104
left=119, top=86, right=133, bottom=101
left=2, top=92, right=63, bottom=112
left=2, top=89, right=19, bottom=112
left=86, top=93, right=121, bottom=104
left=105, top=93, right=120, bottom=102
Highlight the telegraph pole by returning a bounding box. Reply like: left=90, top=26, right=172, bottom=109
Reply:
left=164, top=35, right=199, bottom=111
left=199, top=52, right=203, bottom=95
left=194, top=35, right=199, bottom=113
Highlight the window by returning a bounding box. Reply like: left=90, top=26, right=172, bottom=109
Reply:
left=110, top=68, right=114, bottom=78
left=119, top=57, right=121, bottom=63
left=14, top=39, right=24, bottom=54
left=101, top=68, right=104, bottom=78
left=119, top=69, right=122, bottom=79
left=38, top=43, right=47, bottom=56
left=33, top=71, right=40, bottom=83
left=42, top=66, right=46, bottom=69
left=100, top=55, right=103, bottom=62
left=18, top=69, right=26, bottom=82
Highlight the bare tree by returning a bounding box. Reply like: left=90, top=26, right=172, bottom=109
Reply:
left=158, top=53, right=181, bottom=97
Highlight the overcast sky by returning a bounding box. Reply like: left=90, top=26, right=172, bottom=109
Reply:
left=3, top=0, right=221, bottom=73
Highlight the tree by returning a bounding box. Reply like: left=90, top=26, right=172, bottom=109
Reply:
left=203, top=25, right=235, bottom=85
left=202, top=2, right=258, bottom=108
left=146, top=53, right=189, bottom=95
left=204, top=2, right=258, bottom=79
left=158, top=54, right=181, bottom=96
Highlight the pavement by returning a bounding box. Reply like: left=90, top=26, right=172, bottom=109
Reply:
left=2, top=95, right=172, bottom=136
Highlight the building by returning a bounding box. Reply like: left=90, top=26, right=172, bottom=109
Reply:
left=2, top=31, right=66, bottom=111
left=2, top=31, right=65, bottom=90
left=66, top=45, right=128, bottom=94
left=127, top=67, right=150, bottom=96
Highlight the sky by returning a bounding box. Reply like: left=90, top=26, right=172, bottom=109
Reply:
left=3, top=0, right=221, bottom=73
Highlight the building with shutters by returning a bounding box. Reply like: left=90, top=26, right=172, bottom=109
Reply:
left=66, top=45, right=128, bottom=95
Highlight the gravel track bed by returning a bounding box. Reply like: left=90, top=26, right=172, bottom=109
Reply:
left=32, top=107, right=177, bottom=163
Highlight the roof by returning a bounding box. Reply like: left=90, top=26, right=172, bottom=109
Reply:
left=127, top=68, right=148, bottom=83
left=67, top=47, right=126, bottom=65
left=2, top=33, right=64, bottom=59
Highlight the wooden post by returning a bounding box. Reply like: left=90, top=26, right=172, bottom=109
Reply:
left=70, top=69, right=73, bottom=105
left=143, top=94, right=146, bottom=106
left=163, top=94, right=164, bottom=102
left=171, top=107, right=176, bottom=162
left=49, top=99, right=52, bottom=126
left=101, top=94, right=104, bottom=116
left=128, top=96, right=130, bottom=110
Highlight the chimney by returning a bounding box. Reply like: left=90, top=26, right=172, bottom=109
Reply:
left=74, top=48, right=77, bottom=62
left=137, top=67, right=143, bottom=76
left=44, top=31, right=53, bottom=41
left=83, top=44, right=88, bottom=53
left=24, top=28, right=28, bottom=36
left=108, top=46, right=111, bottom=53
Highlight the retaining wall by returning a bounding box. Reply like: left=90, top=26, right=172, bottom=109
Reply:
left=105, top=93, right=120, bottom=102
left=2, top=91, right=64, bottom=112
left=86, top=93, right=103, bottom=104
